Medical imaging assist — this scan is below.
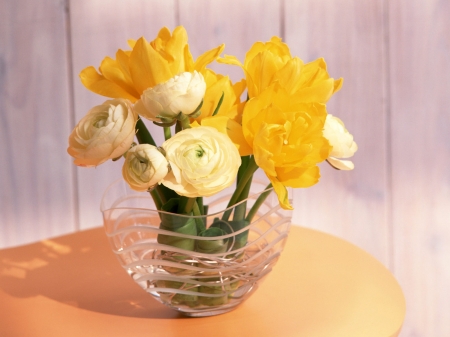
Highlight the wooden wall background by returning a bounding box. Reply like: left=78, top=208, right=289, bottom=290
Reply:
left=1, top=0, right=449, bottom=335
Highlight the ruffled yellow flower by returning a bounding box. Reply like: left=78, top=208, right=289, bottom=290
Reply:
left=190, top=69, right=252, bottom=156
left=218, top=36, right=343, bottom=103
left=80, top=26, right=224, bottom=102
left=242, top=85, right=331, bottom=209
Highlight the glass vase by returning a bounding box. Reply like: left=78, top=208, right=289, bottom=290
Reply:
left=101, top=179, right=292, bottom=317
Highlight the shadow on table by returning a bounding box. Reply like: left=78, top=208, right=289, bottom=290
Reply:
left=0, top=227, right=182, bottom=319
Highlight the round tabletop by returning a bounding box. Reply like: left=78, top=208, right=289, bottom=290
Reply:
left=0, top=226, right=405, bottom=337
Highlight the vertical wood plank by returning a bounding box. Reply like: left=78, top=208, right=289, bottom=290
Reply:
left=69, top=0, right=176, bottom=229
left=389, top=1, right=450, bottom=336
left=0, top=0, right=76, bottom=248
left=178, top=0, right=282, bottom=84
left=284, top=0, right=389, bottom=263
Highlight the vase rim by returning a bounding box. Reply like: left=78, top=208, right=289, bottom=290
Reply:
left=101, top=178, right=275, bottom=218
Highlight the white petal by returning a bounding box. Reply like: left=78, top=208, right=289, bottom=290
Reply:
left=327, top=157, right=355, bottom=170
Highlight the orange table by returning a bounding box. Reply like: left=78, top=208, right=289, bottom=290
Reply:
left=0, top=226, right=405, bottom=337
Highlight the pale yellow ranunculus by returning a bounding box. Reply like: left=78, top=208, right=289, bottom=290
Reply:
left=134, top=71, right=206, bottom=121
left=122, top=144, right=169, bottom=191
left=242, top=85, right=331, bottom=209
left=161, top=126, right=241, bottom=197
left=79, top=26, right=224, bottom=102
left=218, top=36, right=342, bottom=103
left=323, top=114, right=358, bottom=170
left=67, top=99, right=137, bottom=167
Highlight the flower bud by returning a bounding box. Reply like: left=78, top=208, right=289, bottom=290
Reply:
left=323, top=114, right=358, bottom=170
left=134, top=71, right=206, bottom=121
left=67, top=99, right=137, bottom=167
left=122, top=144, right=169, bottom=191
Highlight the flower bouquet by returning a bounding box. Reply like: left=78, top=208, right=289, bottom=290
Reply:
left=68, top=26, right=357, bottom=316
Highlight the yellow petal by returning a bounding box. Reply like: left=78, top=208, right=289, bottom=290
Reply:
left=156, top=26, right=172, bottom=42
left=129, top=37, right=172, bottom=94
left=199, top=72, right=235, bottom=120
left=127, top=39, right=136, bottom=48
left=198, top=116, right=253, bottom=156
left=293, top=78, right=335, bottom=103
left=246, top=52, right=280, bottom=97
left=275, top=57, right=304, bottom=94
left=115, top=50, right=133, bottom=82
left=164, top=26, right=189, bottom=75
left=79, top=66, right=138, bottom=102
left=184, top=44, right=195, bottom=72
left=276, top=166, right=321, bottom=188
left=333, top=77, right=344, bottom=94
left=100, top=57, right=140, bottom=99
left=269, top=176, right=293, bottom=210
left=194, top=44, right=225, bottom=72
left=217, top=54, right=243, bottom=67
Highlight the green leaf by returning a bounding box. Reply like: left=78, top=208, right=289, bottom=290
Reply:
left=196, top=227, right=228, bottom=254
left=211, top=218, right=249, bottom=251
left=212, top=92, right=224, bottom=117
left=157, top=198, right=197, bottom=251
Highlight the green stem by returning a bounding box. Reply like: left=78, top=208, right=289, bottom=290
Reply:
left=135, top=118, right=156, bottom=146
left=222, top=156, right=258, bottom=221
left=175, top=120, right=182, bottom=133
left=149, top=189, right=162, bottom=210
left=233, top=173, right=253, bottom=221
left=196, top=197, right=204, bottom=215
left=245, top=183, right=273, bottom=223
left=163, top=127, right=172, bottom=140
left=237, top=156, right=250, bottom=185
left=155, top=185, right=168, bottom=205
left=178, top=196, right=196, bottom=214
left=177, top=113, right=191, bottom=129
left=193, top=201, right=206, bottom=232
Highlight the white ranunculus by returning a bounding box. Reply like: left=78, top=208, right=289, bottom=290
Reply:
left=161, top=126, right=241, bottom=197
left=68, top=99, right=137, bottom=167
left=122, top=144, right=169, bottom=192
left=323, top=114, right=358, bottom=170
left=134, top=71, right=206, bottom=121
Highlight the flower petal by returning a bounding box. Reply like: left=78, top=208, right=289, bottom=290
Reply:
left=269, top=176, right=293, bottom=210
left=194, top=44, right=225, bottom=72
left=129, top=37, right=172, bottom=94
left=327, top=157, right=355, bottom=170
left=79, top=66, right=138, bottom=102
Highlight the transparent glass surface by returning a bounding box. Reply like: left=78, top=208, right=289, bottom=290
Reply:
left=101, top=179, right=293, bottom=317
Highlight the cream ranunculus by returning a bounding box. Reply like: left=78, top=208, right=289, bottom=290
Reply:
left=122, top=144, right=169, bottom=191
left=161, top=126, right=241, bottom=197
left=134, top=71, right=206, bottom=121
left=68, top=99, right=137, bottom=167
left=323, top=114, right=358, bottom=170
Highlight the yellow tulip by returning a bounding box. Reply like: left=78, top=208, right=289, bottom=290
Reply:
left=80, top=26, right=224, bottom=102
left=218, top=36, right=342, bottom=103
left=242, top=85, right=331, bottom=209
left=190, top=69, right=252, bottom=156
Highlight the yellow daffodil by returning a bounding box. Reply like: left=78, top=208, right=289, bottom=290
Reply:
left=80, top=26, right=224, bottom=102
left=242, top=85, right=331, bottom=209
left=218, top=36, right=343, bottom=103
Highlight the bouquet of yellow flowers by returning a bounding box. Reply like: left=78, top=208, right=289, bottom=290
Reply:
left=67, top=27, right=357, bottom=311
left=68, top=25, right=356, bottom=205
